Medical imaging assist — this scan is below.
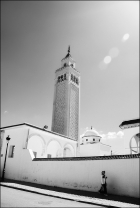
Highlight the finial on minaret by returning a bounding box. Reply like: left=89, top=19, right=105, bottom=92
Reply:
left=68, top=45, right=70, bottom=54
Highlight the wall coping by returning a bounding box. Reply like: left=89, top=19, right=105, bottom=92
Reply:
left=33, top=154, right=140, bottom=161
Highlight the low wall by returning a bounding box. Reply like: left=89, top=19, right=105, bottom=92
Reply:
left=3, top=150, right=140, bottom=198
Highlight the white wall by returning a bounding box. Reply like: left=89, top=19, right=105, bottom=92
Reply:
left=1, top=126, right=139, bottom=198
left=80, top=143, right=100, bottom=156
left=100, top=143, right=111, bottom=156
left=0, top=126, right=28, bottom=177
left=80, top=143, right=111, bottom=156
left=3, top=149, right=139, bottom=198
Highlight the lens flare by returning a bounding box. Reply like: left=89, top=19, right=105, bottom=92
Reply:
left=104, top=56, right=112, bottom=64
left=122, top=33, right=130, bottom=42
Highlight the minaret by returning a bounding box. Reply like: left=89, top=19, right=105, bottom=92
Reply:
left=51, top=46, right=80, bottom=141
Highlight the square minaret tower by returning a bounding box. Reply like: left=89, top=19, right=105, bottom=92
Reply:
left=51, top=46, right=80, bottom=141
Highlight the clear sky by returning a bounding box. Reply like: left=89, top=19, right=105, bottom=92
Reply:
left=1, top=1, right=139, bottom=153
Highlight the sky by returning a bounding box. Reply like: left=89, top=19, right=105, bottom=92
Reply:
left=1, top=1, right=139, bottom=153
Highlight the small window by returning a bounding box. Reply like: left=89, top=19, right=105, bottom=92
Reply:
left=8, top=145, right=15, bottom=158
left=86, top=139, right=88, bottom=141
left=93, top=139, right=95, bottom=141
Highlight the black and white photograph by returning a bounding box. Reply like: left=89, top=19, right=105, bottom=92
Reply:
left=1, top=1, right=139, bottom=207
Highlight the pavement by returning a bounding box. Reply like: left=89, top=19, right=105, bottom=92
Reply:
left=0, top=178, right=140, bottom=208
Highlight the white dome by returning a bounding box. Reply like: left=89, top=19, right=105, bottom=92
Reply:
left=83, top=130, right=100, bottom=137
left=81, top=129, right=102, bottom=144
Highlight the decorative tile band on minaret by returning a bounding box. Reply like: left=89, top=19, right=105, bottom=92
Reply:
left=51, top=47, right=80, bottom=141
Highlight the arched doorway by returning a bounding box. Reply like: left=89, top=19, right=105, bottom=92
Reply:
left=46, top=140, right=62, bottom=158
left=63, top=144, right=75, bottom=157
left=27, top=134, right=46, bottom=158
left=130, top=133, right=140, bottom=154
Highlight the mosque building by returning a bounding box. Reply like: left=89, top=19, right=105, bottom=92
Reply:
left=0, top=47, right=139, bottom=198
left=0, top=47, right=111, bottom=158
left=0, top=47, right=139, bottom=158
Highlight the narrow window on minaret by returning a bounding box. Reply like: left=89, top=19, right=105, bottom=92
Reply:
left=64, top=74, right=66, bottom=80
left=71, top=74, right=73, bottom=81
left=76, top=78, right=79, bottom=85
left=73, top=76, right=76, bottom=83
left=61, top=75, right=63, bottom=82
left=58, top=76, right=60, bottom=83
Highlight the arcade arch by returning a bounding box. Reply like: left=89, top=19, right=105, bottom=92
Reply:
left=63, top=143, right=75, bottom=157
left=27, top=134, right=46, bottom=158
left=130, top=133, right=140, bottom=154
left=46, top=140, right=62, bottom=158
left=27, top=133, right=76, bottom=158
